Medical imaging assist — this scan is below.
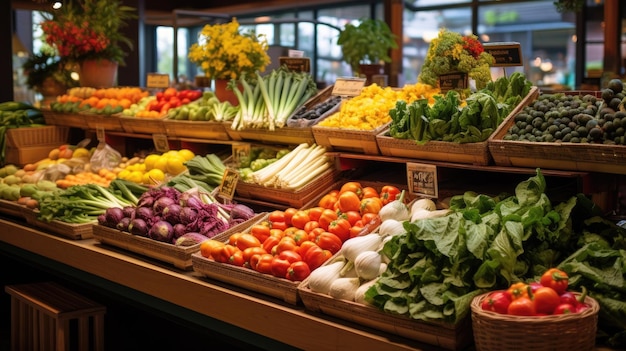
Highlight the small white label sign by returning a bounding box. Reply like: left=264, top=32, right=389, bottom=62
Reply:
left=332, top=77, right=366, bottom=97
left=406, top=163, right=438, bottom=198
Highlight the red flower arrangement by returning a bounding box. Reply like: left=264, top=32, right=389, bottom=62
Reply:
left=41, top=20, right=109, bottom=60
left=462, top=36, right=484, bottom=59
left=40, top=0, right=136, bottom=65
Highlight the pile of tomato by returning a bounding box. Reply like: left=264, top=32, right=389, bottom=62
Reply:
left=480, top=268, right=590, bottom=316
left=199, top=181, right=404, bottom=282
left=144, top=87, right=202, bottom=115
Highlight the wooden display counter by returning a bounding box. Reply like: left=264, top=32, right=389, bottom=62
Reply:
left=0, top=217, right=446, bottom=351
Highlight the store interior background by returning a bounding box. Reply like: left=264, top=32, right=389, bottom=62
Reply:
left=4, top=0, right=625, bottom=105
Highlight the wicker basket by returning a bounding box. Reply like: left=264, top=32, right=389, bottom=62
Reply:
left=471, top=291, right=599, bottom=351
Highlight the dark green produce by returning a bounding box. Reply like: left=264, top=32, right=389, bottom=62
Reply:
left=0, top=101, right=47, bottom=166
left=504, top=82, right=626, bottom=144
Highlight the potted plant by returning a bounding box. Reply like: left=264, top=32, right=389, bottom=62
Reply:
left=40, top=0, right=136, bottom=87
left=337, top=18, right=398, bottom=81
left=22, top=49, right=78, bottom=105
left=187, top=18, right=271, bottom=105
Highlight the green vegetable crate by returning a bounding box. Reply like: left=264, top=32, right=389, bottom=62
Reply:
left=20, top=208, right=94, bottom=240
left=488, top=89, right=626, bottom=175
left=297, top=280, right=473, bottom=351
left=375, top=87, right=540, bottom=166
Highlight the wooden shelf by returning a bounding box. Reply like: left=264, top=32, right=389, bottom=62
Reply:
left=0, top=217, right=447, bottom=351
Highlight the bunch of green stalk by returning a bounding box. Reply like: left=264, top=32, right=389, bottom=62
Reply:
left=230, top=68, right=317, bottom=131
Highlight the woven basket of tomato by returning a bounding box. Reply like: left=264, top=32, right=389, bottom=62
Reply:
left=470, top=268, right=600, bottom=351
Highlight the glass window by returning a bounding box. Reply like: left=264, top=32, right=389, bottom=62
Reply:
left=156, top=26, right=189, bottom=83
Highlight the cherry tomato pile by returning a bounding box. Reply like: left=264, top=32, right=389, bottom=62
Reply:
left=480, top=268, right=590, bottom=316
left=143, top=87, right=202, bottom=116
left=199, top=181, right=404, bottom=282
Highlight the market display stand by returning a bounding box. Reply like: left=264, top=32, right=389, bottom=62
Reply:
left=0, top=217, right=445, bottom=351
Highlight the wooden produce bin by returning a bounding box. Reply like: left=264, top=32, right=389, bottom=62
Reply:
left=5, top=126, right=70, bottom=166
left=225, top=124, right=317, bottom=145
left=298, top=283, right=473, bottom=351
left=312, top=123, right=387, bottom=155
left=83, top=113, right=125, bottom=132
left=118, top=115, right=167, bottom=135
left=20, top=208, right=94, bottom=240
left=488, top=89, right=626, bottom=174
left=163, top=120, right=231, bottom=140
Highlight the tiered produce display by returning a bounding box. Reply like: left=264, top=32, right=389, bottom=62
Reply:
left=1, top=62, right=625, bottom=349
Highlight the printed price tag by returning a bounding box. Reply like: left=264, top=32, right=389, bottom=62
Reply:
left=332, top=77, right=366, bottom=97
left=219, top=168, right=239, bottom=201
left=96, top=127, right=106, bottom=142
left=279, top=57, right=311, bottom=73
left=152, top=134, right=169, bottom=153
left=483, top=42, right=523, bottom=67
left=146, top=73, right=170, bottom=89
left=438, top=72, right=468, bottom=93
left=406, top=163, right=438, bottom=198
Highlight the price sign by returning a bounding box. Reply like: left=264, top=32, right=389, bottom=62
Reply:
left=146, top=73, right=170, bottom=89
left=483, top=42, right=523, bottom=67
left=406, top=163, right=438, bottom=198
left=231, top=143, right=251, bottom=167
left=438, top=72, right=468, bottom=93
left=279, top=57, right=311, bottom=73
left=332, top=77, right=366, bottom=97
left=219, top=168, right=239, bottom=201
left=152, top=134, right=169, bottom=153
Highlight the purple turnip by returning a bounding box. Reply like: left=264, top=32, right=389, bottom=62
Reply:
left=153, top=196, right=176, bottom=215
left=162, top=203, right=182, bottom=224
left=148, top=220, right=174, bottom=243
left=128, top=218, right=148, bottom=236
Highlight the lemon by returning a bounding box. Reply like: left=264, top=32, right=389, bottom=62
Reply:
left=142, top=172, right=152, bottom=184
left=154, top=156, right=170, bottom=173
left=147, top=168, right=166, bottom=182
left=117, top=169, right=131, bottom=179
left=73, top=147, right=90, bottom=158
left=144, top=154, right=160, bottom=170
left=167, top=156, right=186, bottom=175
left=128, top=170, right=144, bottom=184
left=177, top=149, right=195, bottom=161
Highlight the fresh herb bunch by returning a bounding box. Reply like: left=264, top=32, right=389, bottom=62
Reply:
left=188, top=18, right=271, bottom=81
left=40, top=0, right=137, bottom=65
left=418, top=28, right=495, bottom=90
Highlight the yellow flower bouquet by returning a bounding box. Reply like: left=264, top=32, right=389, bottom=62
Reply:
left=188, top=18, right=271, bottom=81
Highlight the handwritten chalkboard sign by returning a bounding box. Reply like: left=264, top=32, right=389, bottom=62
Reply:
left=406, top=163, right=438, bottom=198
left=438, top=72, right=468, bottom=93
left=483, top=42, right=523, bottom=67
left=279, top=57, right=311, bottom=73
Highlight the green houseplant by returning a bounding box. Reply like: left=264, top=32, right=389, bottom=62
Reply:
left=337, top=18, right=398, bottom=77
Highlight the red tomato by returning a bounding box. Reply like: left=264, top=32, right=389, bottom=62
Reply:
left=215, top=244, right=239, bottom=264
left=250, top=253, right=274, bottom=274
left=380, top=185, right=401, bottom=205
left=304, top=245, right=332, bottom=271
left=234, top=233, right=261, bottom=251
left=287, top=229, right=309, bottom=246
left=271, top=257, right=292, bottom=278
left=274, top=236, right=298, bottom=255
left=318, top=193, right=338, bottom=209
left=297, top=240, right=319, bottom=258
left=283, top=207, right=298, bottom=226
left=540, top=268, right=569, bottom=295
left=286, top=261, right=311, bottom=281
left=342, top=211, right=362, bottom=226
left=229, top=250, right=246, bottom=267
left=553, top=303, right=576, bottom=314
left=361, top=186, right=379, bottom=199
left=303, top=221, right=320, bottom=233
left=327, top=218, right=351, bottom=242
left=339, top=181, right=363, bottom=197
left=318, top=208, right=338, bottom=230
left=261, top=235, right=280, bottom=253
left=360, top=197, right=383, bottom=215
left=338, top=191, right=361, bottom=213
left=507, top=297, right=536, bottom=316
left=480, top=291, right=511, bottom=314
left=250, top=224, right=271, bottom=243
left=533, top=287, right=561, bottom=315
left=307, top=207, right=324, bottom=222
left=268, top=210, right=286, bottom=223
left=271, top=221, right=288, bottom=231
left=242, top=246, right=267, bottom=263
left=291, top=210, right=311, bottom=229
left=278, top=250, right=302, bottom=263
left=315, top=231, right=342, bottom=254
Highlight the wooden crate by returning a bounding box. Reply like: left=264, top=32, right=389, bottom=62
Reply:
left=376, top=132, right=492, bottom=165
left=297, top=283, right=473, bottom=351
left=163, top=119, right=230, bottom=140
left=0, top=199, right=26, bottom=218
left=488, top=89, right=626, bottom=175
left=192, top=252, right=301, bottom=305
left=21, top=208, right=94, bottom=240
left=5, top=144, right=56, bottom=167
left=6, top=126, right=69, bottom=148
left=225, top=124, right=316, bottom=145
left=92, top=213, right=265, bottom=270
left=119, top=115, right=167, bottom=135
left=235, top=167, right=339, bottom=208
left=83, top=113, right=125, bottom=132
left=312, top=123, right=387, bottom=155
left=44, top=112, right=87, bottom=128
